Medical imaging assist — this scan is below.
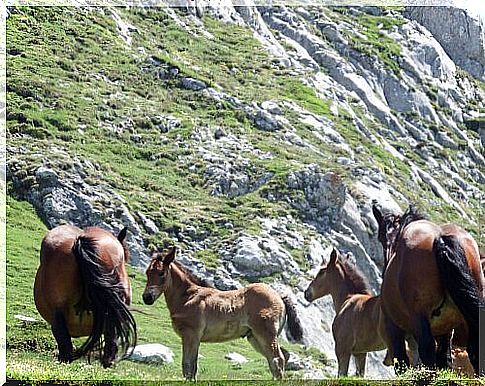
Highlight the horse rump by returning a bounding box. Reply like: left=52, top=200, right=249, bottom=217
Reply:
left=434, top=234, right=483, bottom=375
left=71, top=235, right=137, bottom=362
left=281, top=295, right=303, bottom=342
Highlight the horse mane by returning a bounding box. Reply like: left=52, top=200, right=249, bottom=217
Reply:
left=393, top=205, right=427, bottom=246
left=340, top=259, right=372, bottom=296
left=121, top=242, right=131, bottom=264
left=173, top=261, right=212, bottom=288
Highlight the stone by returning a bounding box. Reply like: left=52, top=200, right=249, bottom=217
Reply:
left=224, top=352, right=248, bottom=364
left=180, top=77, right=207, bottom=91
left=261, top=101, right=283, bottom=115
left=14, top=314, right=38, bottom=323
left=129, top=344, right=174, bottom=364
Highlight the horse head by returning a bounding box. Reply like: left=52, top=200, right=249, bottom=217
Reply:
left=142, top=246, right=176, bottom=305
left=372, top=204, right=402, bottom=274
left=304, top=248, right=342, bottom=302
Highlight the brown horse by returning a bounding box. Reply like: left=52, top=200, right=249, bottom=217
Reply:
left=372, top=204, right=484, bottom=375
left=34, top=225, right=137, bottom=367
left=142, top=247, right=303, bottom=380
left=304, top=248, right=418, bottom=376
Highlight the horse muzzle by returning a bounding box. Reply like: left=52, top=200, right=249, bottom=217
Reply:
left=142, top=292, right=155, bottom=305
left=304, top=288, right=313, bottom=302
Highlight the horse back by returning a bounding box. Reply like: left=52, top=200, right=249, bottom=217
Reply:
left=35, top=225, right=130, bottom=336
left=383, top=220, right=479, bottom=334
left=83, top=227, right=127, bottom=270
left=334, top=294, right=386, bottom=353
left=189, top=283, right=285, bottom=343
left=35, top=225, right=84, bottom=325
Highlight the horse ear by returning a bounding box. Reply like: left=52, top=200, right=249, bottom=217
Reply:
left=164, top=246, right=177, bottom=264
left=117, top=227, right=128, bottom=243
left=372, top=204, right=383, bottom=224
left=329, top=248, right=338, bottom=265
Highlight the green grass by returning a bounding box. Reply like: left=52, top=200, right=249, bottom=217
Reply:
left=6, top=197, right=321, bottom=382
left=6, top=7, right=484, bottom=383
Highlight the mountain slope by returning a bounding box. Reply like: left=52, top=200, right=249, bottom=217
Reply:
left=6, top=5, right=484, bottom=379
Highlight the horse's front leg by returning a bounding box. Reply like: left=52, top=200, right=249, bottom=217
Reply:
left=182, top=333, right=200, bottom=380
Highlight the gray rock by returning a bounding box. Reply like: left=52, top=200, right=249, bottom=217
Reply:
left=224, top=352, right=248, bottom=364
left=14, top=314, right=38, bottom=323
left=261, top=100, right=283, bottom=115
left=8, top=148, right=149, bottom=265
left=285, top=351, right=313, bottom=371
left=129, top=344, right=174, bottom=364
left=224, top=234, right=300, bottom=280
left=404, top=6, right=485, bottom=80
left=286, top=165, right=347, bottom=230
left=137, top=212, right=159, bottom=235
left=181, top=77, right=207, bottom=91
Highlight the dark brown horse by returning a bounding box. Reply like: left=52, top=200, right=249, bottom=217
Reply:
left=34, top=225, right=137, bottom=367
left=142, top=247, right=303, bottom=380
left=373, top=204, right=484, bottom=375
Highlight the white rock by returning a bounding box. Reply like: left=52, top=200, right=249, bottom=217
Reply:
left=224, top=352, right=248, bottom=364
left=129, top=344, right=174, bottom=364
left=14, top=314, right=38, bottom=323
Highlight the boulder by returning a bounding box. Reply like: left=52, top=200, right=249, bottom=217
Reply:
left=129, top=344, right=175, bottom=364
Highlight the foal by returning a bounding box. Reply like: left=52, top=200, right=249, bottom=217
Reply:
left=142, top=247, right=303, bottom=380
left=304, top=248, right=392, bottom=377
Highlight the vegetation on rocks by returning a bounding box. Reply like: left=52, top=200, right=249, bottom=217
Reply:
left=6, top=4, right=484, bottom=382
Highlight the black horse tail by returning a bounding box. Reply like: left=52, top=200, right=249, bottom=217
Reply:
left=434, top=234, right=483, bottom=374
left=281, top=295, right=304, bottom=342
left=71, top=235, right=137, bottom=362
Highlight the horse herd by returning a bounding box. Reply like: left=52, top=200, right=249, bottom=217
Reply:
left=32, top=204, right=484, bottom=379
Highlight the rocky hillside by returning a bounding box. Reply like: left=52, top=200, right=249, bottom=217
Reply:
left=6, top=5, right=484, bottom=378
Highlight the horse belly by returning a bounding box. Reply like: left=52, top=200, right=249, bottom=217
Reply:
left=201, top=320, right=247, bottom=343
left=430, top=301, right=464, bottom=336
left=66, top=309, right=94, bottom=337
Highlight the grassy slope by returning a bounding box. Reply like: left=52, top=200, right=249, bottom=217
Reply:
left=7, top=197, right=326, bottom=382
left=5, top=6, right=483, bottom=384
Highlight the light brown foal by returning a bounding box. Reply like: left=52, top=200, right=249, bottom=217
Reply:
left=142, top=247, right=303, bottom=380
left=304, top=248, right=418, bottom=377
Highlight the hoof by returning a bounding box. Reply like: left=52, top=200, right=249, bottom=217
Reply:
left=102, top=359, right=115, bottom=368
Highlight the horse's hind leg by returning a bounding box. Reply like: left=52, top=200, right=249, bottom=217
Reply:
left=250, top=330, right=285, bottom=379
left=415, top=315, right=436, bottom=369
left=354, top=353, right=367, bottom=377
left=466, top=326, right=480, bottom=375
left=52, top=310, right=73, bottom=363
left=386, top=321, right=409, bottom=374
left=435, top=333, right=452, bottom=369
left=101, top=327, right=118, bottom=368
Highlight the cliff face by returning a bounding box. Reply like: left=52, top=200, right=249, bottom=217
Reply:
left=404, top=6, right=485, bottom=81
left=6, top=5, right=484, bottom=378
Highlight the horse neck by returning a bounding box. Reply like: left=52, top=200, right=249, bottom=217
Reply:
left=164, top=264, right=198, bottom=314
left=329, top=268, right=358, bottom=314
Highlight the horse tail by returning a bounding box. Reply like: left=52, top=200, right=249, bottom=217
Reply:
left=71, top=235, right=137, bottom=361
left=281, top=295, right=303, bottom=342
left=434, top=235, right=482, bottom=330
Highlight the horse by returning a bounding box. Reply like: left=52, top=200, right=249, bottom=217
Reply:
left=372, top=204, right=484, bottom=375
left=304, top=247, right=419, bottom=376
left=34, top=225, right=137, bottom=367
left=142, top=246, right=303, bottom=380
